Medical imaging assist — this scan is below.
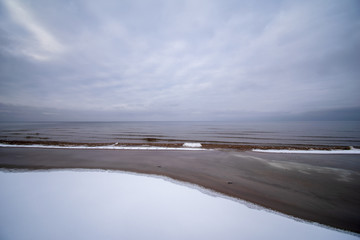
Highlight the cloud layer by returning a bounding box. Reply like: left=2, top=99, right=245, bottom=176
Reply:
left=0, top=0, right=359, bottom=120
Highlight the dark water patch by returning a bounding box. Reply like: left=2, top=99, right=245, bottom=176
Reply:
left=1, top=129, right=33, bottom=132
left=299, top=136, right=357, bottom=139
left=112, top=134, right=167, bottom=138
left=219, top=136, right=292, bottom=140
left=144, top=138, right=158, bottom=142
left=25, top=136, right=50, bottom=140
left=295, top=139, right=360, bottom=143
left=194, top=131, right=276, bottom=135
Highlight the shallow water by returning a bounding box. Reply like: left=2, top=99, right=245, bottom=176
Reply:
left=1, top=121, right=359, bottom=147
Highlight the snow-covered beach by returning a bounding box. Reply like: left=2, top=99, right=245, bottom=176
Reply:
left=0, top=147, right=359, bottom=235
left=0, top=170, right=357, bottom=240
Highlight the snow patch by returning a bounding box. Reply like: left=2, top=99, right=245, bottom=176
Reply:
left=0, top=170, right=357, bottom=240
left=183, top=142, right=202, bottom=148
left=0, top=143, right=205, bottom=151
left=252, top=148, right=360, bottom=154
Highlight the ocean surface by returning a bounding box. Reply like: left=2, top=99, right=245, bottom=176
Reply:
left=0, top=121, right=359, bottom=149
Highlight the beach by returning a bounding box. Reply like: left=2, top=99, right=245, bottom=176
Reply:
left=1, top=147, right=359, bottom=234
left=2, top=170, right=357, bottom=240
left=1, top=0, right=359, bottom=237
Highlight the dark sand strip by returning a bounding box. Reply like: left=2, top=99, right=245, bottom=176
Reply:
left=0, top=147, right=359, bottom=233
left=1, top=140, right=356, bottom=151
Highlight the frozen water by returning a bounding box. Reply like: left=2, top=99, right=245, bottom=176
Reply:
left=253, top=148, right=360, bottom=154
left=0, top=170, right=357, bottom=240
left=183, top=142, right=202, bottom=148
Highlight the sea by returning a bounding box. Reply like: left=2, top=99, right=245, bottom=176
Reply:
left=0, top=121, right=359, bottom=150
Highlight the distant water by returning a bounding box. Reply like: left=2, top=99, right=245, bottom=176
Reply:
left=0, top=121, right=359, bottom=148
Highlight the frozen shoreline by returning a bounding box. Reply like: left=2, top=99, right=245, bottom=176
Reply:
left=0, top=170, right=358, bottom=240
left=1, top=142, right=359, bottom=154
left=0, top=143, right=206, bottom=151
left=253, top=148, right=360, bottom=154
left=1, top=147, right=359, bottom=234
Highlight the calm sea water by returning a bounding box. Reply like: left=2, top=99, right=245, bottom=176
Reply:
left=0, top=121, right=359, bottom=147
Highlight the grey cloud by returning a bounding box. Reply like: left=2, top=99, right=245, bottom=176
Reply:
left=0, top=0, right=359, bottom=121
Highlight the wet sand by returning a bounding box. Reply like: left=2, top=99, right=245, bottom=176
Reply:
left=0, top=147, right=359, bottom=234
left=1, top=140, right=356, bottom=151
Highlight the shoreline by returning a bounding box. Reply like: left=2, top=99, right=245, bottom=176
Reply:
left=1, top=140, right=358, bottom=151
left=1, top=147, right=359, bottom=234
left=2, top=167, right=358, bottom=238
left=2, top=170, right=357, bottom=240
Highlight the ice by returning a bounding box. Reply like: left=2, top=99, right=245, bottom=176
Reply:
left=0, top=170, right=357, bottom=240
left=253, top=148, right=360, bottom=154
left=183, top=142, right=202, bottom=148
left=0, top=143, right=205, bottom=151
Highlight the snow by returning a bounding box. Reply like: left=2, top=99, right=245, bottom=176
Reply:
left=183, top=142, right=202, bottom=148
left=253, top=148, right=360, bottom=154
left=0, top=170, right=357, bottom=240
left=0, top=143, right=205, bottom=151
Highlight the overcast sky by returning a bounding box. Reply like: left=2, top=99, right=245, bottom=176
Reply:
left=0, top=0, right=359, bottom=121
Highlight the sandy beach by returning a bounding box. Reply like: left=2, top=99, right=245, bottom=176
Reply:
left=0, top=147, right=359, bottom=234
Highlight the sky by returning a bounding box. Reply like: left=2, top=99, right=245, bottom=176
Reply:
left=0, top=0, right=359, bottom=121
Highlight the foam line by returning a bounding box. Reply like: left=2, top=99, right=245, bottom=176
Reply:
left=252, top=148, right=360, bottom=154
left=0, top=143, right=206, bottom=151
left=183, top=142, right=202, bottom=148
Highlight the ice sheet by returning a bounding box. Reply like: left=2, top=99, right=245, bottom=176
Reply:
left=253, top=148, right=360, bottom=154
left=0, top=143, right=205, bottom=151
left=183, top=142, right=202, bottom=148
left=0, top=170, right=357, bottom=240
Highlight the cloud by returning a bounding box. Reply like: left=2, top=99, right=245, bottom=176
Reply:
left=2, top=0, right=65, bottom=61
left=0, top=0, right=359, bottom=121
